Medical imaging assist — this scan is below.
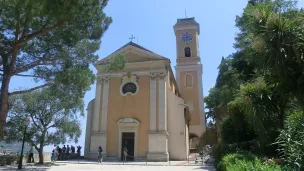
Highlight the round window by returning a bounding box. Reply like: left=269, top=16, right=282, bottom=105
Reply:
left=122, top=82, right=137, bottom=94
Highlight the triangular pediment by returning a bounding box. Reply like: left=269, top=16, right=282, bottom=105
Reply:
left=96, top=42, right=169, bottom=65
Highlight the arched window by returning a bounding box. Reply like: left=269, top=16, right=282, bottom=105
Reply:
left=185, top=73, right=193, bottom=87
left=122, top=82, right=137, bottom=95
left=184, top=47, right=191, bottom=57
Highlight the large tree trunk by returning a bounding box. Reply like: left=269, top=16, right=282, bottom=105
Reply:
left=0, top=73, right=12, bottom=137
left=38, top=146, right=44, bottom=164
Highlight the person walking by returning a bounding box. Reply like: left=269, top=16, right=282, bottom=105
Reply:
left=51, top=150, right=56, bottom=163
left=28, top=145, right=34, bottom=163
left=123, top=146, right=128, bottom=161
left=97, top=146, right=103, bottom=163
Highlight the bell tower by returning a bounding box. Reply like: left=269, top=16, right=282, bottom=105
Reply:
left=174, top=18, right=206, bottom=139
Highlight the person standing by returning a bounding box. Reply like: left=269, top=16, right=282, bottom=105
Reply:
left=97, top=146, right=103, bottom=163
left=123, top=146, right=128, bottom=161
left=28, top=145, right=34, bottom=163
left=62, top=145, right=66, bottom=160
left=53, top=145, right=57, bottom=162
left=66, top=145, right=70, bottom=156
left=51, top=150, right=56, bottom=163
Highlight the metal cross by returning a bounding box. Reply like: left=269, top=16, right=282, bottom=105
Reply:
left=129, top=35, right=135, bottom=42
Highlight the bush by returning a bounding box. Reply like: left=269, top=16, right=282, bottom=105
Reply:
left=212, top=143, right=239, bottom=169
left=221, top=152, right=283, bottom=171
left=276, top=110, right=304, bottom=170
left=221, top=115, right=256, bottom=144
left=0, top=154, right=18, bottom=166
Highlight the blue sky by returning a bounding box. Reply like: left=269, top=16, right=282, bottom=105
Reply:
left=10, top=0, right=304, bottom=153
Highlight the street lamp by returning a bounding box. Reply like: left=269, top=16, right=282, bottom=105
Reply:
left=18, top=115, right=30, bottom=169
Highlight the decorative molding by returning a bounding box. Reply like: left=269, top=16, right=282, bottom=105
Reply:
left=158, top=72, right=166, bottom=79
left=117, top=118, right=140, bottom=125
left=149, top=72, right=167, bottom=80
left=96, top=76, right=102, bottom=83
left=184, top=73, right=194, bottom=88
left=121, top=73, right=139, bottom=84
left=117, top=118, right=140, bottom=160
left=91, top=131, right=107, bottom=135
left=102, top=76, right=110, bottom=84
left=97, top=69, right=166, bottom=78
left=120, top=73, right=139, bottom=96
left=149, top=73, right=158, bottom=80
left=148, top=131, right=169, bottom=136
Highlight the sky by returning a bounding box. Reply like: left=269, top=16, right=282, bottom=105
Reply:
left=9, top=0, right=304, bottom=154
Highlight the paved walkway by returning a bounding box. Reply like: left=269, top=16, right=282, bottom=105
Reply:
left=1, top=162, right=215, bottom=171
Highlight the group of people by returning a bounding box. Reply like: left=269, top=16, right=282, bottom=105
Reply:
left=51, top=145, right=82, bottom=162
left=48, top=145, right=127, bottom=163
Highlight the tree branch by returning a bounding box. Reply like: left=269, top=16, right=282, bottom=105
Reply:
left=9, top=83, right=50, bottom=96
left=14, top=58, right=57, bottom=74
left=17, top=19, right=71, bottom=46
left=29, top=112, right=42, bottom=130
left=14, top=74, right=49, bottom=80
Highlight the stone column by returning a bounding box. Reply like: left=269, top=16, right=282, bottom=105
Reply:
left=92, top=76, right=102, bottom=132
left=101, top=76, right=110, bottom=132
left=149, top=73, right=157, bottom=131
left=84, top=100, right=94, bottom=159
left=99, top=76, right=110, bottom=156
left=158, top=72, right=167, bottom=131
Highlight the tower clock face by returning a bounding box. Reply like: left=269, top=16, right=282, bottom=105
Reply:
left=181, top=32, right=193, bottom=43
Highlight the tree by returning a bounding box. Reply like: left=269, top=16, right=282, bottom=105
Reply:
left=235, top=0, right=304, bottom=107
left=276, top=110, right=304, bottom=170
left=0, top=0, right=112, bottom=136
left=5, top=88, right=83, bottom=163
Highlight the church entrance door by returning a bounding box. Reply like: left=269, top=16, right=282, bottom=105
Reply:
left=121, top=132, right=135, bottom=161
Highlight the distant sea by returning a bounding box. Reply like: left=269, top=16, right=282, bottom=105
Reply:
left=0, top=141, right=31, bottom=154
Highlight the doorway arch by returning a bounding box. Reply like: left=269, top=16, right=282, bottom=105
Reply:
left=189, top=133, right=200, bottom=151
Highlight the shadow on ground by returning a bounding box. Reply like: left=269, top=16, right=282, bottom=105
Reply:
left=193, top=165, right=216, bottom=171
left=1, top=163, right=66, bottom=171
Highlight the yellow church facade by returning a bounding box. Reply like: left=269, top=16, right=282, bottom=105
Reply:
left=84, top=17, right=206, bottom=161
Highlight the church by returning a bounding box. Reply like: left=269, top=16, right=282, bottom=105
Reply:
left=84, top=17, right=206, bottom=161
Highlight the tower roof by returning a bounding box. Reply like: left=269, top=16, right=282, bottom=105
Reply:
left=173, top=17, right=200, bottom=34
left=175, top=17, right=199, bottom=25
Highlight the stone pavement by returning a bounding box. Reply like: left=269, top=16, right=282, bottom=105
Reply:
left=0, top=161, right=215, bottom=171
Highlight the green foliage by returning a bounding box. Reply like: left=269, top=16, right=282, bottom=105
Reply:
left=236, top=0, right=304, bottom=107
left=221, top=152, right=283, bottom=171
left=221, top=115, right=256, bottom=144
left=276, top=110, right=304, bottom=170
left=0, top=154, right=18, bottom=166
left=0, top=0, right=112, bottom=127
left=5, top=88, right=83, bottom=163
left=98, top=54, right=126, bottom=73
left=205, top=51, right=256, bottom=120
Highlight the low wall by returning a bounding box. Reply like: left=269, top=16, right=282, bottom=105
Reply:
left=22, top=152, right=52, bottom=163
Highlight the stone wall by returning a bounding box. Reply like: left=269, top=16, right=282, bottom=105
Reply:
left=23, top=152, right=52, bottom=163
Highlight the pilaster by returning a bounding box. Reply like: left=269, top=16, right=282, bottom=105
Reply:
left=149, top=73, right=157, bottom=131
left=158, top=72, right=167, bottom=131
left=101, top=76, right=110, bottom=132
left=147, top=72, right=169, bottom=162
left=84, top=100, right=94, bottom=158
left=92, top=76, right=102, bottom=132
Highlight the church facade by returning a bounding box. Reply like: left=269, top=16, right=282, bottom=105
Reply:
left=84, top=17, right=206, bottom=161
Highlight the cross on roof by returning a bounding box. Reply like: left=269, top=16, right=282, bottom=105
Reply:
left=129, top=35, right=135, bottom=42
